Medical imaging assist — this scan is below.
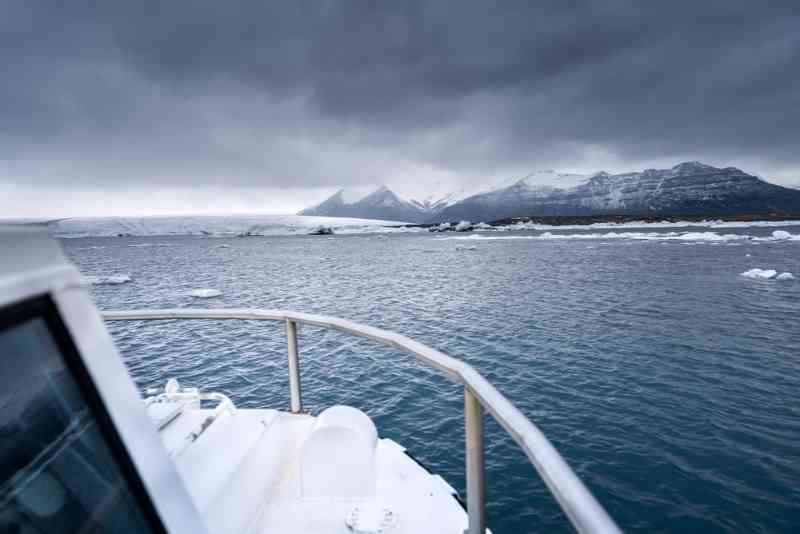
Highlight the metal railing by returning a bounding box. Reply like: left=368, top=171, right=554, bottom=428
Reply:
left=103, top=308, right=622, bottom=534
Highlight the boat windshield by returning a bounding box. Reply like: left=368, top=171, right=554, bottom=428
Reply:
left=0, top=298, right=163, bottom=534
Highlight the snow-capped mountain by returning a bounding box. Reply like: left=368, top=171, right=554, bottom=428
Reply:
left=296, top=189, right=360, bottom=216
left=429, top=162, right=800, bottom=222
left=298, top=171, right=590, bottom=222
left=298, top=163, right=800, bottom=223
left=299, top=185, right=431, bottom=222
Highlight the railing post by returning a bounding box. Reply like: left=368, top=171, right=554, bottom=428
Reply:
left=285, top=319, right=302, bottom=413
left=464, top=387, right=486, bottom=534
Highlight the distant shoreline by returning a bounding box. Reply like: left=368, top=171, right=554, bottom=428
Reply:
left=393, top=212, right=800, bottom=228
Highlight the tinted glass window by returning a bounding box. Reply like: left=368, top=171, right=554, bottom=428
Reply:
left=0, top=316, right=157, bottom=533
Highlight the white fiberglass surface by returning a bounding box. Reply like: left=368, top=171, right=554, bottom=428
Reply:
left=154, top=402, right=468, bottom=534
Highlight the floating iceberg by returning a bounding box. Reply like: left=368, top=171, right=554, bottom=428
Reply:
left=440, top=229, right=800, bottom=243
left=189, top=289, right=223, bottom=298
left=455, top=245, right=477, bottom=251
left=776, top=272, right=795, bottom=281
left=492, top=219, right=800, bottom=232
left=771, top=230, right=792, bottom=240
left=753, top=230, right=800, bottom=241
left=429, top=222, right=452, bottom=233
left=84, top=274, right=132, bottom=285
left=441, top=231, right=749, bottom=242
left=15, top=212, right=800, bottom=238
left=741, top=269, right=777, bottom=279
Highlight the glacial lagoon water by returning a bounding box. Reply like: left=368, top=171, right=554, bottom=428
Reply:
left=63, top=226, right=800, bottom=533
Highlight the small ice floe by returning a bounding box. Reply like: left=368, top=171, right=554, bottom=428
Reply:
left=771, top=230, right=792, bottom=240
left=758, top=230, right=800, bottom=241
left=776, top=272, right=795, bottom=281
left=741, top=268, right=777, bottom=279
left=455, top=245, right=477, bottom=251
left=215, top=244, right=231, bottom=249
left=84, top=274, right=132, bottom=285
left=454, top=220, right=473, bottom=232
left=189, top=288, right=222, bottom=298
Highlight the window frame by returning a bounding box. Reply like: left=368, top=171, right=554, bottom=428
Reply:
left=0, top=230, right=208, bottom=534
left=0, top=295, right=168, bottom=534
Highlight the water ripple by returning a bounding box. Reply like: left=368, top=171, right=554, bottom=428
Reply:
left=64, top=231, right=800, bottom=533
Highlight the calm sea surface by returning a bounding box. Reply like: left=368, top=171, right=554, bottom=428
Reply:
left=63, top=227, right=800, bottom=533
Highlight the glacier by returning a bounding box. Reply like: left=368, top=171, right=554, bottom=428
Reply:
left=12, top=212, right=800, bottom=239
left=36, top=215, right=416, bottom=238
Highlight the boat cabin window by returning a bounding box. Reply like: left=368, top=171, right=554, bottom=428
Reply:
left=0, top=298, right=164, bottom=534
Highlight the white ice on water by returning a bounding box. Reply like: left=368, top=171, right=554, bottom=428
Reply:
left=493, top=219, right=800, bottom=232
left=741, top=269, right=778, bottom=279
left=189, top=289, right=223, bottom=298
left=440, top=229, right=800, bottom=242
left=16, top=212, right=800, bottom=239
left=742, top=269, right=795, bottom=281
left=771, top=230, right=793, bottom=240
left=84, top=274, right=133, bottom=285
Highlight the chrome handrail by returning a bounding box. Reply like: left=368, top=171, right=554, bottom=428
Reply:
left=103, top=308, right=622, bottom=534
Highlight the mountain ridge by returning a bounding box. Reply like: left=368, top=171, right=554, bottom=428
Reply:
left=298, top=184, right=428, bottom=222
left=298, top=162, right=800, bottom=223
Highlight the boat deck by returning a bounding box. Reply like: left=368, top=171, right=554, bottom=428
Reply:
left=149, top=399, right=469, bottom=534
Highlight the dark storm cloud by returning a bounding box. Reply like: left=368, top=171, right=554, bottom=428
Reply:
left=2, top=0, right=799, bottom=197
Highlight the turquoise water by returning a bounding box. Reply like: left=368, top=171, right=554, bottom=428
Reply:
left=64, top=227, right=800, bottom=533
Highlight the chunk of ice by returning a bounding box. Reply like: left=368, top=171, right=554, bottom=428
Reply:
left=741, top=268, right=777, bottom=279
left=189, top=288, right=222, bottom=298
left=771, top=230, right=792, bottom=240
left=776, top=272, right=795, bottom=281
left=84, top=274, right=132, bottom=285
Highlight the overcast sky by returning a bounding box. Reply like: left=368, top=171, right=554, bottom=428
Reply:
left=2, top=1, right=799, bottom=217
